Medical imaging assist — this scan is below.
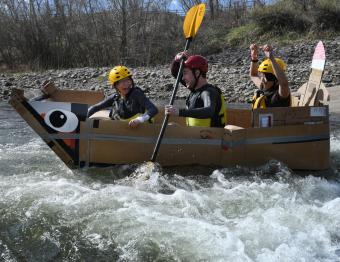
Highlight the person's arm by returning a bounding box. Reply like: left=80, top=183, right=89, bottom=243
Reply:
left=87, top=94, right=116, bottom=117
left=128, top=90, right=159, bottom=127
left=179, top=90, right=217, bottom=119
left=263, top=44, right=290, bottom=98
left=142, top=97, right=158, bottom=119
left=270, top=55, right=290, bottom=98
left=249, top=43, right=262, bottom=88
left=135, top=89, right=158, bottom=118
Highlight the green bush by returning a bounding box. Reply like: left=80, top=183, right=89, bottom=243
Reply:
left=225, top=23, right=259, bottom=46
left=193, top=20, right=228, bottom=55
left=250, top=1, right=311, bottom=35
left=312, top=0, right=340, bottom=31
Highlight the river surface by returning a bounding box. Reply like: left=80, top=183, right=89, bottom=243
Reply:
left=1, top=102, right=340, bottom=262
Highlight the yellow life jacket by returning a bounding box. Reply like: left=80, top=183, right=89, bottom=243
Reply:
left=186, top=93, right=227, bottom=127
left=252, top=87, right=291, bottom=109
left=252, top=93, right=267, bottom=109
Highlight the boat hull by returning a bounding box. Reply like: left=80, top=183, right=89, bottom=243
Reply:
left=9, top=86, right=330, bottom=170
left=76, top=120, right=329, bottom=170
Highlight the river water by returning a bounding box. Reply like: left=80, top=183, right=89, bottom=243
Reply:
left=1, top=102, right=340, bottom=262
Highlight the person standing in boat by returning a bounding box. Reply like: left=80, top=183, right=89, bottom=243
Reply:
left=249, top=44, right=290, bottom=108
left=87, top=66, right=158, bottom=127
left=165, top=53, right=226, bottom=128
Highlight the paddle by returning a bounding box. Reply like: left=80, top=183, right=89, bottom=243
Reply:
left=150, top=3, right=206, bottom=162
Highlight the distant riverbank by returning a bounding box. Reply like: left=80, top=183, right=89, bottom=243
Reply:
left=1, top=39, right=339, bottom=103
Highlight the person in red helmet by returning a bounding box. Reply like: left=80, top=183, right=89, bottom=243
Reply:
left=165, top=53, right=226, bottom=128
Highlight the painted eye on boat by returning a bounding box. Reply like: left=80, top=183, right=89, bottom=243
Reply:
left=44, top=109, right=79, bottom=132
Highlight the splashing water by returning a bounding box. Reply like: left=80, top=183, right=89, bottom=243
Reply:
left=1, top=103, right=340, bottom=261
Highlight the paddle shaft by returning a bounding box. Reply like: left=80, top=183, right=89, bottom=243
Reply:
left=150, top=39, right=191, bottom=162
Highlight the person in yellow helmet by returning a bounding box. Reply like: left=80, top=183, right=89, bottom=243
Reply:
left=87, top=66, right=158, bottom=127
left=249, top=44, right=290, bottom=108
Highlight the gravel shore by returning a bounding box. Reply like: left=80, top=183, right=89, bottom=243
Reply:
left=1, top=39, right=339, bottom=104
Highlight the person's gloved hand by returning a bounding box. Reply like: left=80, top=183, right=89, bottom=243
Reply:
left=128, top=114, right=150, bottom=128
left=165, top=105, right=179, bottom=116
left=174, top=51, right=189, bottom=62
left=262, top=44, right=274, bottom=59
left=129, top=117, right=142, bottom=128
left=250, top=43, right=258, bottom=60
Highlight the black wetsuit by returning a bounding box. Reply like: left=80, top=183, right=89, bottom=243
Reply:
left=87, top=87, right=158, bottom=120
left=170, top=59, right=224, bottom=127
left=179, top=84, right=224, bottom=127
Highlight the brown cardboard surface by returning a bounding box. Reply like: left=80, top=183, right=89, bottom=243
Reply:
left=296, top=82, right=329, bottom=106
left=298, top=69, right=323, bottom=106
left=221, top=126, right=247, bottom=166
left=79, top=119, right=224, bottom=166
left=42, top=82, right=58, bottom=96
left=11, top=87, right=331, bottom=170
left=79, top=120, right=154, bottom=164
left=244, top=124, right=329, bottom=169
left=313, top=82, right=330, bottom=106
left=88, top=107, right=186, bottom=126
left=77, top=116, right=330, bottom=169
left=153, top=107, right=187, bottom=126
left=50, top=90, right=105, bottom=105
left=253, top=106, right=328, bottom=127
left=309, top=70, right=324, bottom=105
left=78, top=121, right=91, bottom=166
left=157, top=125, right=224, bottom=166
left=42, top=83, right=105, bottom=105
left=227, top=108, right=252, bottom=128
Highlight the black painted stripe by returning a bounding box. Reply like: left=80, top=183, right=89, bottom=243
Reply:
left=41, top=132, right=329, bottom=148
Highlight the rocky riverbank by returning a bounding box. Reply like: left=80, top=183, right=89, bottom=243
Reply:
left=1, top=39, right=339, bottom=104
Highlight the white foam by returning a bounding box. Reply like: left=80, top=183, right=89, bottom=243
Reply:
left=1, top=113, right=340, bottom=260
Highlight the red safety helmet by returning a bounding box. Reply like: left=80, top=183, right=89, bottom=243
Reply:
left=184, top=55, right=208, bottom=73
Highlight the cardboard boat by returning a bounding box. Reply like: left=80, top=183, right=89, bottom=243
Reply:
left=9, top=41, right=330, bottom=170
left=9, top=82, right=330, bottom=170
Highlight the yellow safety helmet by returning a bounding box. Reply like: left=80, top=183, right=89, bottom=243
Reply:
left=108, top=66, right=132, bottom=85
left=258, top=58, right=286, bottom=74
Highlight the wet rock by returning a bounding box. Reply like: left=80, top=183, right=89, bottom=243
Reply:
left=323, top=75, right=333, bottom=83
left=164, top=83, right=173, bottom=91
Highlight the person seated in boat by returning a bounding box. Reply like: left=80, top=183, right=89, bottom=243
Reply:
left=249, top=44, right=290, bottom=109
left=165, top=53, right=226, bottom=128
left=87, top=66, right=158, bottom=127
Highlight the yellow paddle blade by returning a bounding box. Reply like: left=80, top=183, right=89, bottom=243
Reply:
left=183, top=3, right=206, bottom=39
